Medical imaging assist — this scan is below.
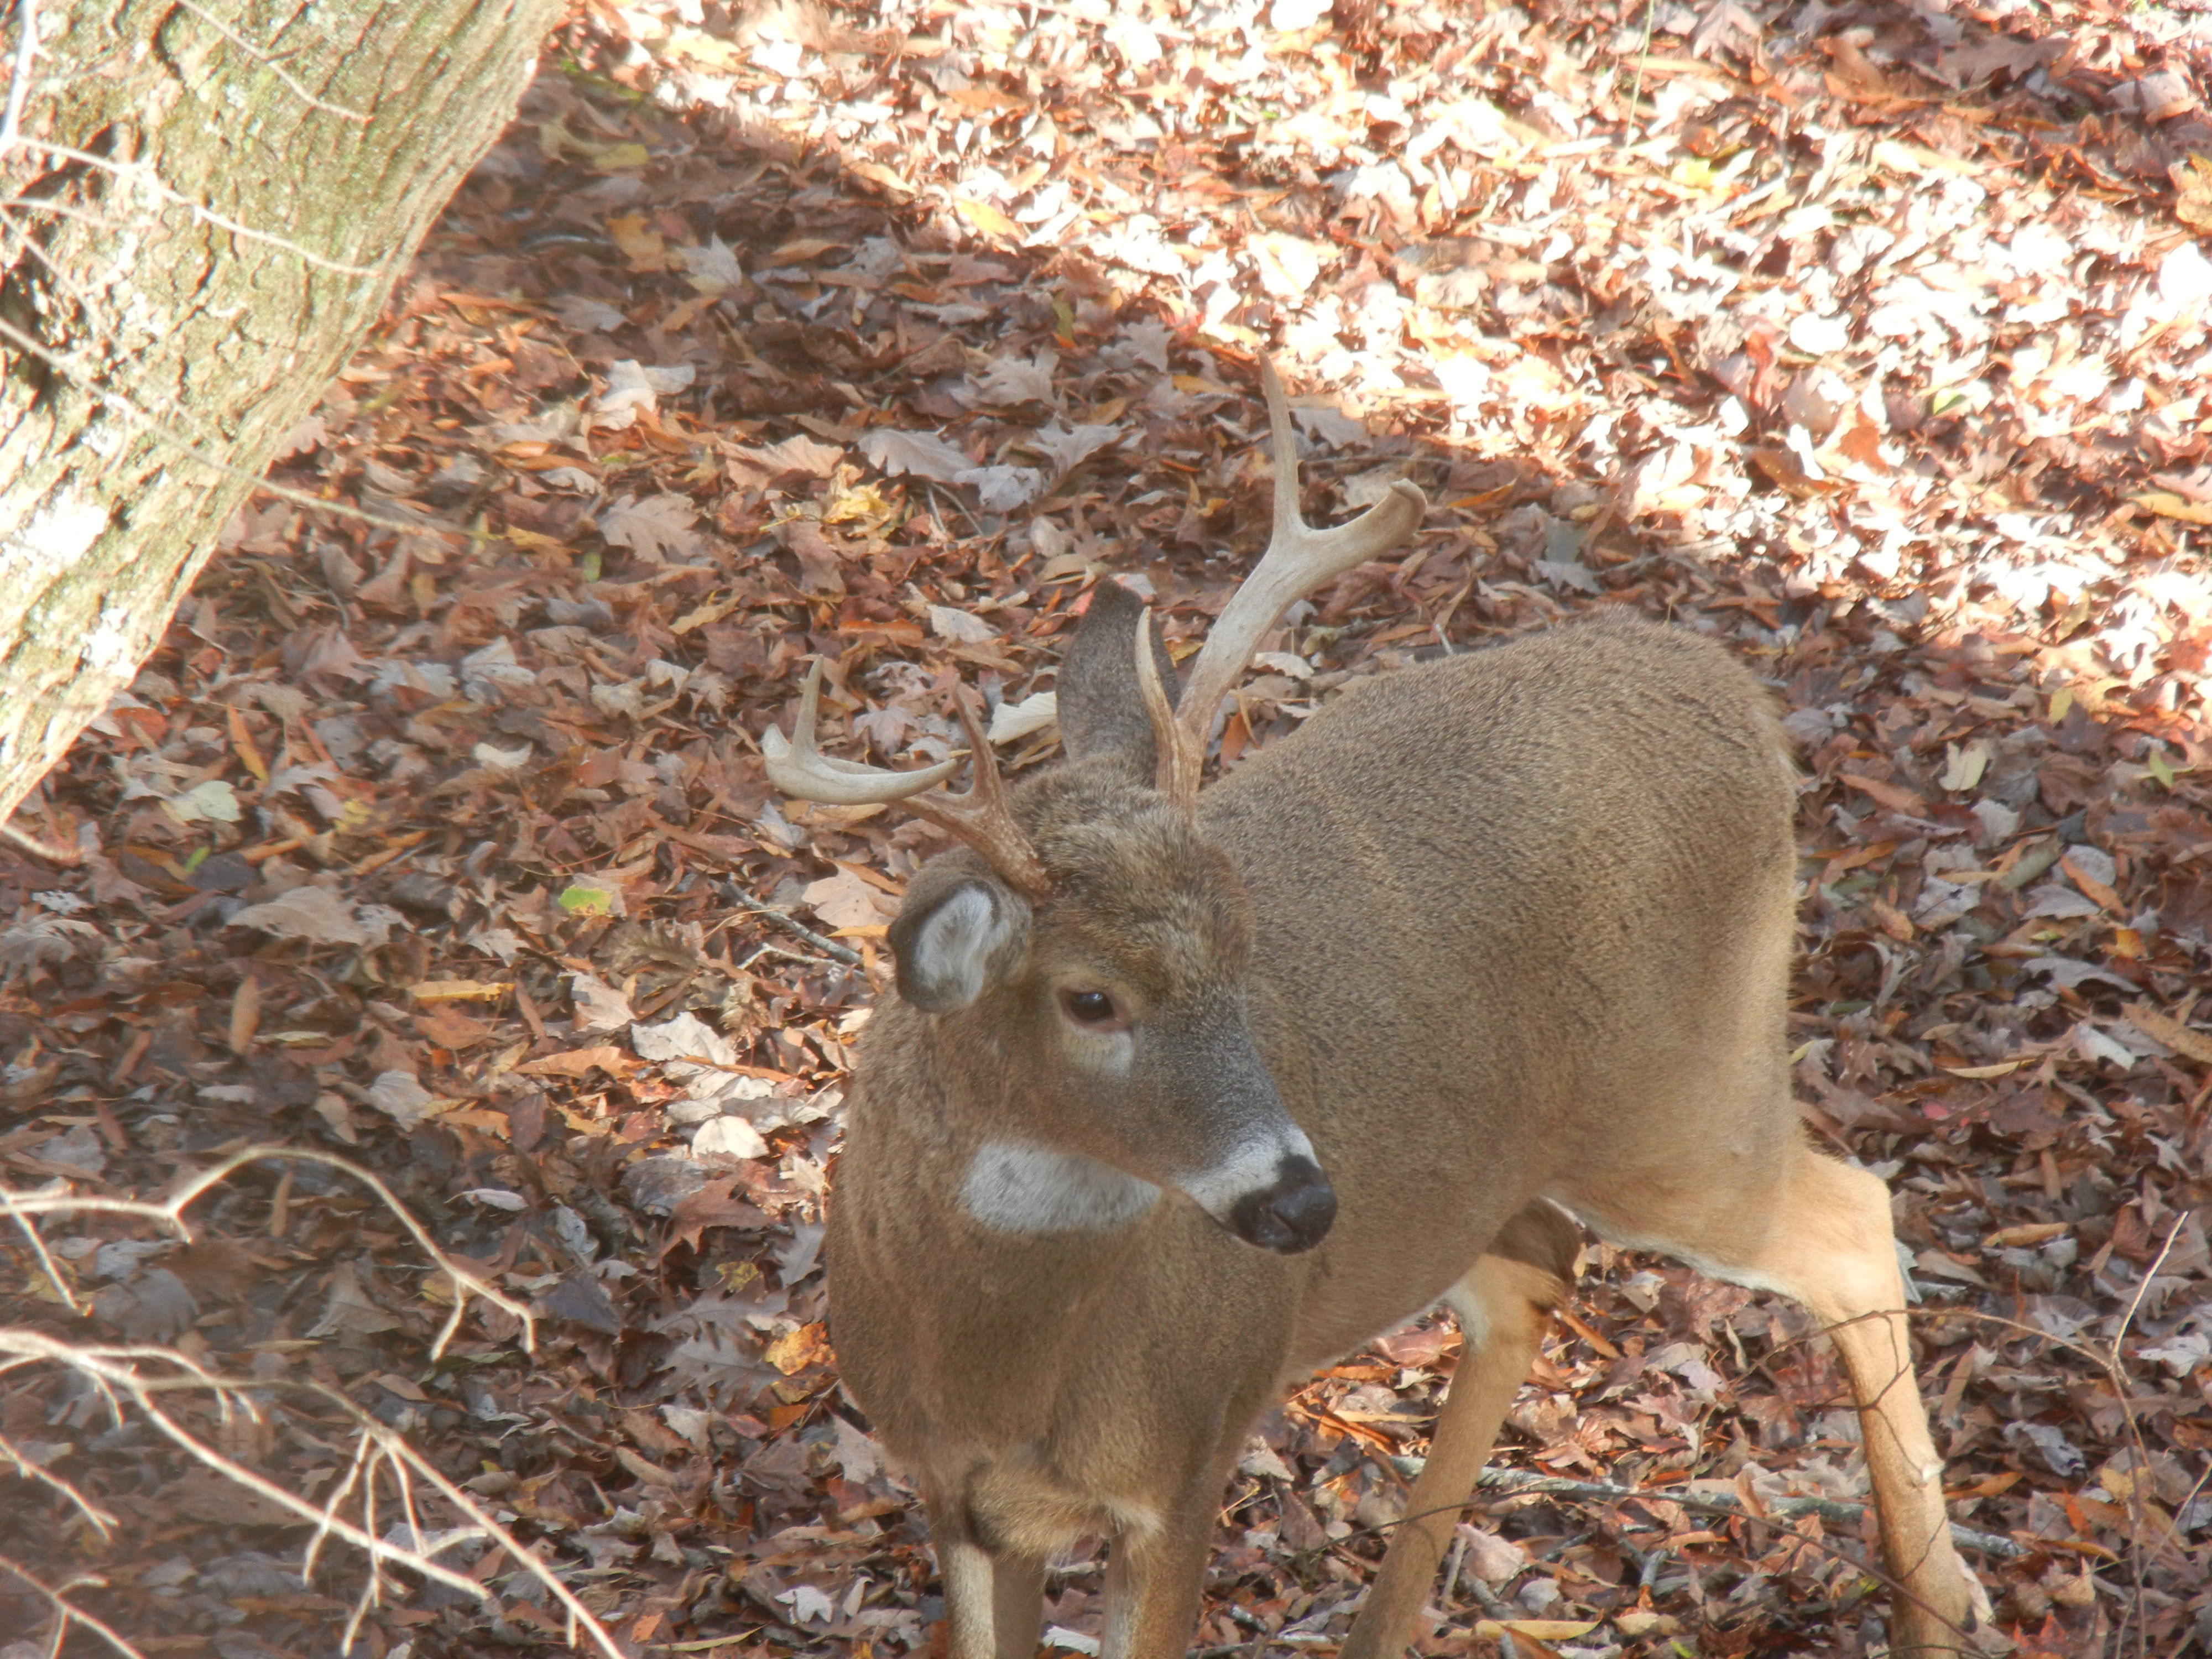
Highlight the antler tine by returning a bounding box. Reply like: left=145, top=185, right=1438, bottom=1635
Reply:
left=760, top=663, right=1051, bottom=898
left=1164, top=358, right=1427, bottom=807
left=917, top=687, right=1052, bottom=897
left=1131, top=604, right=1180, bottom=796
left=762, top=662, right=961, bottom=804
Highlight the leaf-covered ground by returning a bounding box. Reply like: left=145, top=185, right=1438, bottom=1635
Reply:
left=6, top=0, right=2212, bottom=1655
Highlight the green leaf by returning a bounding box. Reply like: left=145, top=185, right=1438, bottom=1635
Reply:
left=581, top=549, right=602, bottom=582
left=557, top=884, right=617, bottom=917
left=2147, top=748, right=2176, bottom=790
left=181, top=845, right=210, bottom=874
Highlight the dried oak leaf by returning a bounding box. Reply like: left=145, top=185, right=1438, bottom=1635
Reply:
left=599, top=492, right=703, bottom=563
left=801, top=869, right=892, bottom=931
left=568, top=971, right=635, bottom=1034
left=517, top=1044, right=633, bottom=1079
left=860, top=426, right=971, bottom=484
left=227, top=885, right=383, bottom=947
left=539, top=1270, right=623, bottom=1335
left=307, top=1261, right=404, bottom=1337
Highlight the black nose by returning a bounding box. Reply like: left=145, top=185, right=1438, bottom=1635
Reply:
left=1229, top=1156, right=1337, bottom=1254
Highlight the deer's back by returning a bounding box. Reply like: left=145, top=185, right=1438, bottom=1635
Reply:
left=1201, top=613, right=1799, bottom=1365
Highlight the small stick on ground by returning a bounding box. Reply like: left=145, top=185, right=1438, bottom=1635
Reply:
left=0, top=819, right=82, bottom=864
left=717, top=880, right=862, bottom=967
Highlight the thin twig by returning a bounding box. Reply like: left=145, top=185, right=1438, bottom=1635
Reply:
left=2111, top=1215, right=2185, bottom=1659
left=301, top=1426, right=378, bottom=1589
left=0, top=311, right=497, bottom=544
left=3, top=1185, right=83, bottom=1316
left=0, top=1339, right=581, bottom=1630
left=1, top=1166, right=621, bottom=1659
left=0, top=0, right=38, bottom=153
left=1366, top=1463, right=2005, bottom=1655
left=9, top=138, right=380, bottom=274
left=0, top=1428, right=119, bottom=1535
left=0, top=1146, right=536, bottom=1359
left=0, top=1554, right=145, bottom=1659
left=1374, top=1462, right=2026, bottom=1562
left=173, top=0, right=371, bottom=123
left=746, top=940, right=853, bottom=973
left=1709, top=1293, right=2177, bottom=1645
left=0, top=818, right=82, bottom=863
left=718, top=879, right=863, bottom=966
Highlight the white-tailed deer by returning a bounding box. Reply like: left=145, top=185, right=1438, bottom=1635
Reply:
left=760, top=363, right=1981, bottom=1658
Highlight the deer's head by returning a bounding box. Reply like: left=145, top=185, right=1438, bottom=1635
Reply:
left=762, top=363, right=1423, bottom=1254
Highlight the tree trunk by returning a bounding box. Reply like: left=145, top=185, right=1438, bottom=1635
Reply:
left=0, top=0, right=564, bottom=827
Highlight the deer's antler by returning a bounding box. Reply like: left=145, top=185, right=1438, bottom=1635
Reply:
left=1157, top=359, right=1426, bottom=807
left=763, top=662, right=1051, bottom=897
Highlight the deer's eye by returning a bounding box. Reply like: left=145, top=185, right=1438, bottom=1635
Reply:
left=1060, top=988, right=1124, bottom=1029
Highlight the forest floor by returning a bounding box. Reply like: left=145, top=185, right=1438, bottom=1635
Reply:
left=5, top=0, right=2212, bottom=1656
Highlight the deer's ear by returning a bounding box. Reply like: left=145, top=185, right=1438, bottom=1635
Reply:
left=889, top=870, right=1031, bottom=1012
left=1055, top=581, right=1180, bottom=784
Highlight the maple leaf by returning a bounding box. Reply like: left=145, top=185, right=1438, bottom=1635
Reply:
left=568, top=971, right=635, bottom=1034
left=516, top=1045, right=633, bottom=1079
left=0, top=914, right=100, bottom=975
left=728, top=433, right=844, bottom=486
left=1026, top=420, right=1122, bottom=476
left=660, top=1176, right=770, bottom=1258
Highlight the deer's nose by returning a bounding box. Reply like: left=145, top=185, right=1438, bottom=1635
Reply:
left=1229, top=1156, right=1337, bottom=1253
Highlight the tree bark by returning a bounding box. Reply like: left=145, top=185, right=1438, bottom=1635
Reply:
left=0, top=0, right=564, bottom=828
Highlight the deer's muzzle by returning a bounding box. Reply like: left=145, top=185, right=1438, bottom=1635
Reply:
left=1227, top=1155, right=1337, bottom=1254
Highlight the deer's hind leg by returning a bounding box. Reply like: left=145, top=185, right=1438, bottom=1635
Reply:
left=1337, top=1201, right=1581, bottom=1659
left=1593, top=1142, right=1981, bottom=1657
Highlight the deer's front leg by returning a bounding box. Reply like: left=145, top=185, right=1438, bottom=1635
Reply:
left=931, top=1494, right=1049, bottom=1659
left=1097, top=1418, right=1258, bottom=1659
left=939, top=1538, right=1048, bottom=1659
left=1099, top=1505, right=1219, bottom=1659
left=1340, top=1202, right=1581, bottom=1659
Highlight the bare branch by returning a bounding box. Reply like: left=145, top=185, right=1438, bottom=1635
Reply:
left=0, top=1553, right=148, bottom=1659
left=0, top=1429, right=120, bottom=1537
left=0, top=0, right=39, bottom=154
left=0, top=310, right=497, bottom=545
left=3, top=1177, right=84, bottom=1315
left=172, top=0, right=372, bottom=123
left=0, top=817, right=82, bottom=864
left=8, top=139, right=382, bottom=275
left=0, top=1337, right=628, bottom=1659
left=0, top=1339, right=493, bottom=1600
left=715, top=879, right=863, bottom=967
left=0, top=1145, right=537, bottom=1358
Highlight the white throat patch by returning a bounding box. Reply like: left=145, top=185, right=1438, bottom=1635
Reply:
left=961, top=1142, right=1162, bottom=1234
